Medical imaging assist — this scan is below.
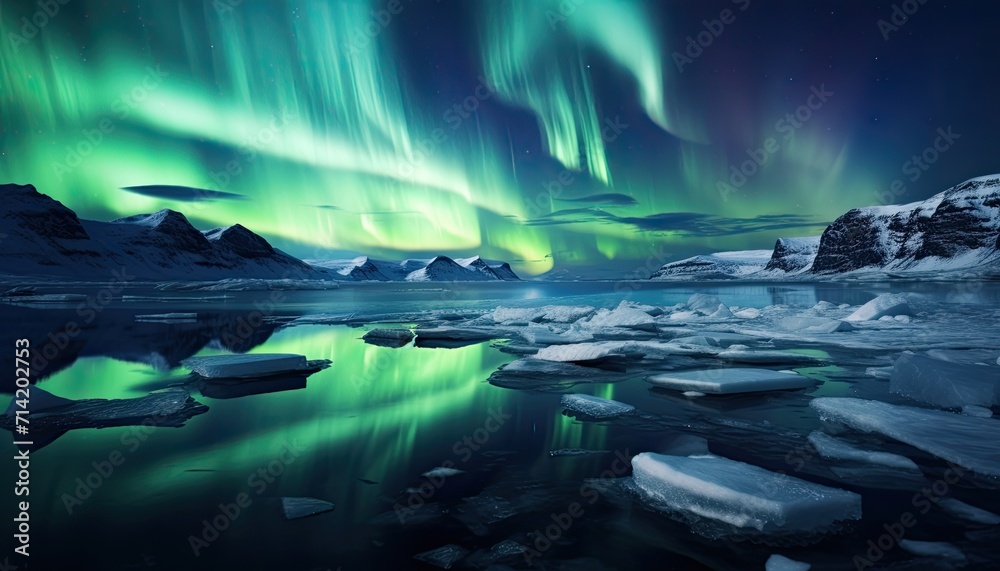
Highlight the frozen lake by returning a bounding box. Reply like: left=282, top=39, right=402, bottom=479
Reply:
left=2, top=280, right=999, bottom=570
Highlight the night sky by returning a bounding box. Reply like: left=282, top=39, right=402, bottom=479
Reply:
left=1, top=0, right=998, bottom=278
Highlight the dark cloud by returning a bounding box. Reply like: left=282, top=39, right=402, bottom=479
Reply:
left=556, top=193, right=638, bottom=206
left=528, top=208, right=829, bottom=236
left=121, top=185, right=248, bottom=202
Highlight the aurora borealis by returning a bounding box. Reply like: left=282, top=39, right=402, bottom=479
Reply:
left=2, top=1, right=998, bottom=278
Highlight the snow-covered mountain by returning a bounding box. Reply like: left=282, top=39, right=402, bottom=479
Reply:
left=811, top=175, right=1000, bottom=274
left=309, top=255, right=520, bottom=281
left=649, top=175, right=1000, bottom=280
left=0, top=183, right=324, bottom=281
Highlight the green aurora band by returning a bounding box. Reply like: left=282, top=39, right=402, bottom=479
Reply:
left=0, top=0, right=881, bottom=276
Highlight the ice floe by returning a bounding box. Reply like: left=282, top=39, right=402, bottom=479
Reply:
left=560, top=394, right=635, bottom=419
left=182, top=353, right=330, bottom=378
left=939, top=498, right=1000, bottom=525
left=899, top=540, right=966, bottom=564
left=630, top=452, right=862, bottom=534
left=281, top=497, right=335, bottom=520
left=362, top=328, right=415, bottom=348
left=890, top=352, right=1000, bottom=409
left=806, top=431, right=918, bottom=471
left=765, top=554, right=811, bottom=571
left=648, top=368, right=814, bottom=395
left=811, top=397, right=1000, bottom=476
left=845, top=293, right=912, bottom=321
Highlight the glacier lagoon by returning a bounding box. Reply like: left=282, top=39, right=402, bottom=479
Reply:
left=2, top=280, right=1000, bottom=570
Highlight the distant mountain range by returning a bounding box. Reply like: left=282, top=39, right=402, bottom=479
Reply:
left=0, top=184, right=519, bottom=282
left=651, top=175, right=1000, bottom=280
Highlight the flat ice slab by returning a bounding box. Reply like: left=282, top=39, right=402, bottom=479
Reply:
left=182, top=354, right=311, bottom=378
left=561, top=394, right=635, bottom=419
left=648, top=368, right=813, bottom=394
left=845, top=293, right=912, bottom=321
left=630, top=453, right=861, bottom=533
left=899, top=540, right=966, bottom=564
left=890, top=352, right=1000, bottom=409
left=766, top=554, right=811, bottom=571
left=281, top=497, right=335, bottom=520
left=806, top=431, right=918, bottom=471
left=939, top=498, right=1000, bottom=525
left=811, top=397, right=1000, bottom=476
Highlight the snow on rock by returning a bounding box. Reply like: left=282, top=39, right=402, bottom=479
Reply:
left=763, top=236, right=822, bottom=274
left=630, top=453, right=862, bottom=534
left=845, top=294, right=913, bottom=322
left=810, top=397, right=1000, bottom=476
left=806, top=431, right=918, bottom=471
left=182, top=353, right=328, bottom=378
left=899, top=540, right=967, bottom=564
left=648, top=368, right=814, bottom=395
left=156, top=278, right=339, bottom=291
left=765, top=554, right=811, bottom=571
left=560, top=394, right=635, bottom=419
left=281, top=497, right=335, bottom=520
left=938, top=498, right=1000, bottom=525
left=890, top=352, right=1000, bottom=409
left=650, top=250, right=772, bottom=280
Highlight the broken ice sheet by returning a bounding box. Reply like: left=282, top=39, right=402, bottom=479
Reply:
left=413, top=544, right=469, bottom=569
left=806, top=431, right=919, bottom=471
left=561, top=394, right=635, bottom=419
left=890, top=352, right=1000, bottom=409
left=1, top=387, right=208, bottom=435
left=181, top=353, right=330, bottom=378
left=281, top=497, right=335, bottom=520
left=647, top=368, right=814, bottom=395
left=629, top=452, right=862, bottom=537
left=811, top=397, right=1000, bottom=477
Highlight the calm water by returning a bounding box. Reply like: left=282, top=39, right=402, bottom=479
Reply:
left=2, top=281, right=999, bottom=570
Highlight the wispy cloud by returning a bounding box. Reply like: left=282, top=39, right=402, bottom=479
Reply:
left=528, top=208, right=828, bottom=236
left=121, top=185, right=248, bottom=202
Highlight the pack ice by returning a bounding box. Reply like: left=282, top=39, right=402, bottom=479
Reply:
left=845, top=293, right=912, bottom=321
left=630, top=453, right=862, bottom=533
left=647, top=368, right=814, bottom=395
left=811, top=397, right=1000, bottom=476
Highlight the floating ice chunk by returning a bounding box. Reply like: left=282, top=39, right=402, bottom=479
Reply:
left=939, top=498, right=1000, bottom=525
left=810, top=397, right=1000, bottom=476
left=894, top=315, right=911, bottom=324
left=899, top=540, right=966, bottom=564
left=845, top=294, right=912, bottom=322
left=534, top=341, right=644, bottom=364
left=686, top=293, right=732, bottom=316
left=669, top=310, right=701, bottom=320
left=812, top=301, right=836, bottom=311
left=710, top=304, right=734, bottom=318
left=684, top=391, right=706, bottom=398
left=135, top=312, right=198, bottom=323
left=630, top=453, right=862, bottom=533
left=561, top=394, right=635, bottom=419
left=520, top=323, right=593, bottom=344
left=778, top=316, right=853, bottom=334
left=806, top=431, right=918, bottom=471
left=962, top=405, right=993, bottom=418
left=182, top=353, right=328, bottom=378
left=671, top=332, right=756, bottom=348
left=890, top=352, right=1000, bottom=409
left=582, top=302, right=657, bottom=331
left=648, top=368, right=813, bottom=394
left=734, top=308, right=761, bottom=319
left=363, top=328, right=414, bottom=347
left=718, top=348, right=823, bottom=365
left=491, top=305, right=595, bottom=324
left=422, top=467, right=465, bottom=479
left=281, top=497, right=335, bottom=520
left=413, top=544, right=469, bottom=569
left=765, top=554, right=811, bottom=571
left=414, top=327, right=498, bottom=348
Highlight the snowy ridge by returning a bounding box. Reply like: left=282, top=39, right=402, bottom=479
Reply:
left=650, top=174, right=1000, bottom=280
left=309, top=255, right=520, bottom=282
left=0, top=184, right=323, bottom=281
